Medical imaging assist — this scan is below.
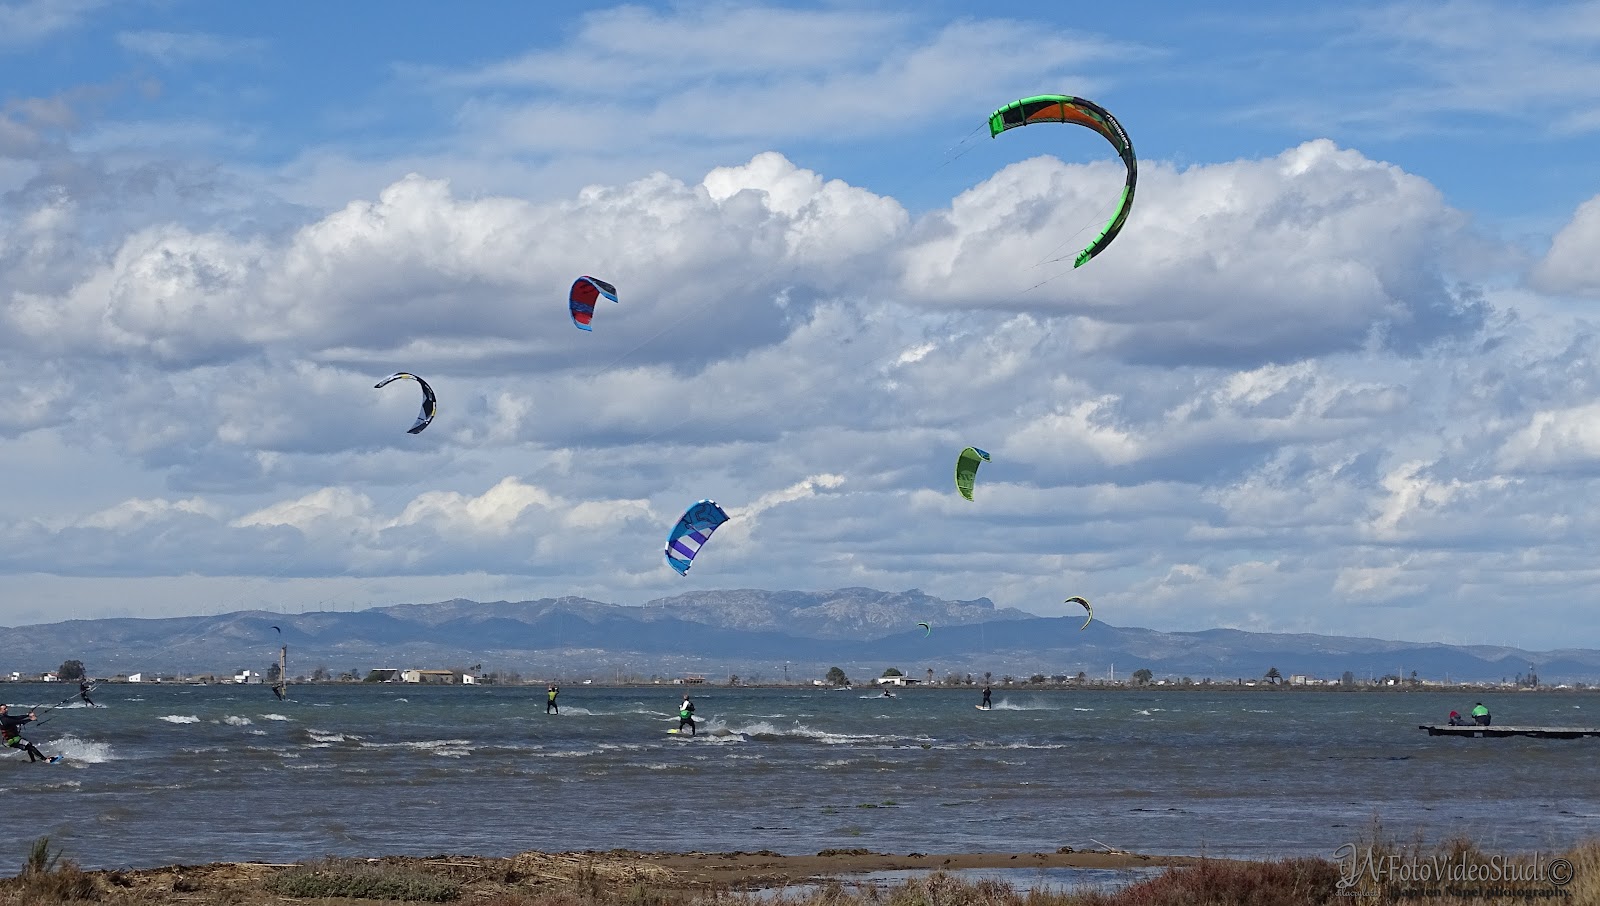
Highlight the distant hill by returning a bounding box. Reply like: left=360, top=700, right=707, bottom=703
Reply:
left=5, top=588, right=1596, bottom=683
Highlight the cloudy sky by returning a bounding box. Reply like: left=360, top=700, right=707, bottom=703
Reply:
left=2, top=0, right=1599, bottom=649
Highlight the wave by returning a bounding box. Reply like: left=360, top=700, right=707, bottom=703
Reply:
left=158, top=715, right=200, bottom=724
left=52, top=735, right=114, bottom=763
left=357, top=739, right=472, bottom=758
left=221, top=715, right=252, bottom=726
left=991, top=698, right=1058, bottom=711
left=727, top=720, right=889, bottom=745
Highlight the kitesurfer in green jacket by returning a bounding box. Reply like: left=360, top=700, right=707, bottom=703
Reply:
left=677, top=695, right=696, bottom=736
left=546, top=685, right=559, bottom=715
left=0, top=704, right=49, bottom=762
left=1470, top=702, right=1490, bottom=726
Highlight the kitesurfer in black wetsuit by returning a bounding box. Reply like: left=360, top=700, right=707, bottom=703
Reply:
left=981, top=685, right=992, bottom=709
left=0, top=704, right=48, bottom=762
left=78, top=680, right=94, bottom=707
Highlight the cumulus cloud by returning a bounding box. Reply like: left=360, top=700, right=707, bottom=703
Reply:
left=1531, top=194, right=1600, bottom=297
left=898, top=140, right=1484, bottom=363
left=5, top=2, right=1600, bottom=649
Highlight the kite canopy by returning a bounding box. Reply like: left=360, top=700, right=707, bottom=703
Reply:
left=955, top=446, right=991, bottom=501
left=988, top=95, right=1136, bottom=268
left=1065, top=595, right=1093, bottom=631
left=917, top=621, right=931, bottom=637
left=665, top=500, right=730, bottom=576
left=569, top=276, right=619, bottom=331
left=373, top=372, right=437, bottom=434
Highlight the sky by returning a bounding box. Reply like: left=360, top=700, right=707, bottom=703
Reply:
left=3, top=0, right=1600, bottom=650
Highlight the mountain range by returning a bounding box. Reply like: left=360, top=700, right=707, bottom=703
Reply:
left=8, top=587, right=1595, bottom=684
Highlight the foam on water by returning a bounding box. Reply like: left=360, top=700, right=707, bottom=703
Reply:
left=357, top=739, right=473, bottom=758
left=221, top=715, right=252, bottom=726
left=158, top=715, right=200, bottom=724
left=991, top=698, right=1059, bottom=711
left=52, top=735, right=114, bottom=763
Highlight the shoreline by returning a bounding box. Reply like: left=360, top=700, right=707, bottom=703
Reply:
left=50, top=847, right=1212, bottom=900
left=23, top=842, right=1598, bottom=904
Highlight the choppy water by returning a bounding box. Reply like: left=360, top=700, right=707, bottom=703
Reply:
left=3, top=683, right=1596, bottom=871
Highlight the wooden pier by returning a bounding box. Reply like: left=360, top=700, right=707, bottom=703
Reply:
left=1419, top=724, right=1600, bottom=739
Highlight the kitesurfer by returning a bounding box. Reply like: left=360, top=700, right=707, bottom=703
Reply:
left=981, top=685, right=992, bottom=709
left=677, top=695, right=696, bottom=736
left=0, top=704, right=49, bottom=763
left=1471, top=702, right=1491, bottom=726
left=78, top=680, right=94, bottom=707
left=1447, top=710, right=1468, bottom=726
left=881, top=689, right=894, bottom=698
left=546, top=684, right=560, bottom=715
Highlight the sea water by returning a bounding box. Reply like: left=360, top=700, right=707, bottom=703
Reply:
left=3, top=683, right=1595, bottom=871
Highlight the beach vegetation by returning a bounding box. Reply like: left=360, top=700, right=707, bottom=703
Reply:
left=264, top=857, right=460, bottom=901
left=4, top=834, right=1598, bottom=906
left=7, top=836, right=99, bottom=902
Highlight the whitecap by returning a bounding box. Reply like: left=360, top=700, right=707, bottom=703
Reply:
left=52, top=735, right=114, bottom=763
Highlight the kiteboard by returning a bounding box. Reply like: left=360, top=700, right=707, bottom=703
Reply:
left=46, top=755, right=64, bottom=764
left=976, top=705, right=991, bottom=711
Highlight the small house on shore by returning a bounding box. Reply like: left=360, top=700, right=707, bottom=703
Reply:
left=401, top=669, right=457, bottom=684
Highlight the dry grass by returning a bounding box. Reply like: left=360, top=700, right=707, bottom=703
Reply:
left=0, top=835, right=1592, bottom=906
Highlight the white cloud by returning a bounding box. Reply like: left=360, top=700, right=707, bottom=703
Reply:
left=898, top=140, right=1481, bottom=362
left=1531, top=194, right=1600, bottom=297
left=440, top=9, right=1135, bottom=154
left=115, top=30, right=266, bottom=67
left=1496, top=403, right=1600, bottom=473
left=0, top=0, right=105, bottom=50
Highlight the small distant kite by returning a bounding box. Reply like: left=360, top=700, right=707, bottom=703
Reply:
left=987, top=94, right=1136, bottom=268
left=374, top=372, right=437, bottom=434
left=1066, top=596, right=1093, bottom=631
left=955, top=447, right=991, bottom=501
left=665, top=500, right=730, bottom=576
left=569, top=276, right=619, bottom=331
left=916, top=621, right=931, bottom=637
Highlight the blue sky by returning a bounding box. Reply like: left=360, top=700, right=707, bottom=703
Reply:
left=4, top=0, right=1600, bottom=654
